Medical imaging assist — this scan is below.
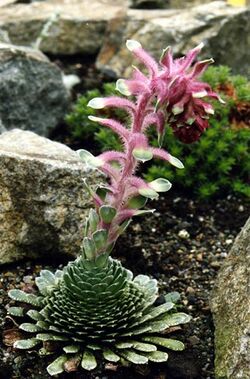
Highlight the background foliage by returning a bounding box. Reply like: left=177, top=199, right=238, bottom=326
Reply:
left=66, top=66, right=250, bottom=199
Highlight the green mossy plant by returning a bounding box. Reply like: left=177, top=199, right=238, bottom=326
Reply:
left=66, top=66, right=250, bottom=199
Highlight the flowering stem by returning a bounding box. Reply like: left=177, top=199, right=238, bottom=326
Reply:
left=78, top=39, right=220, bottom=258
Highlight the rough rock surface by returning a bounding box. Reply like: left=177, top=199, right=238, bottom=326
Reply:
left=0, top=119, right=6, bottom=134
left=0, top=43, right=69, bottom=136
left=0, top=129, right=101, bottom=265
left=97, top=1, right=250, bottom=77
left=0, top=1, right=249, bottom=75
left=0, top=0, right=127, bottom=55
left=210, top=217, right=250, bottom=379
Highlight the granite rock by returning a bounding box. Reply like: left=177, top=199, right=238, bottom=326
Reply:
left=0, top=43, right=69, bottom=136
left=0, top=0, right=126, bottom=55
left=210, top=217, right=250, bottom=379
left=97, top=1, right=250, bottom=77
left=0, top=129, right=101, bottom=264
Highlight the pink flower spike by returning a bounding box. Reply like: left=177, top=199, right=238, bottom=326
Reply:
left=128, top=176, right=149, bottom=190
left=124, top=79, right=151, bottom=96
left=115, top=209, right=137, bottom=224
left=142, top=112, right=162, bottom=131
left=103, top=97, right=136, bottom=112
left=100, top=163, right=120, bottom=181
left=88, top=116, right=129, bottom=141
left=207, top=92, right=226, bottom=104
left=98, top=151, right=126, bottom=164
left=160, top=46, right=173, bottom=72
left=178, top=42, right=204, bottom=71
left=116, top=208, right=155, bottom=224
left=88, top=97, right=135, bottom=112
left=126, top=40, right=159, bottom=76
left=132, top=66, right=149, bottom=83
left=189, top=58, right=214, bottom=78
left=203, top=103, right=214, bottom=115
left=151, top=147, right=184, bottom=169
left=192, top=90, right=208, bottom=99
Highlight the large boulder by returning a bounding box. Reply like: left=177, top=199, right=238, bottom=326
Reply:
left=97, top=1, right=250, bottom=77
left=0, top=129, right=101, bottom=265
left=0, top=0, right=127, bottom=55
left=0, top=43, right=69, bottom=136
left=210, top=217, right=250, bottom=379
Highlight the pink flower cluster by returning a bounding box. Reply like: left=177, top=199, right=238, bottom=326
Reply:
left=120, top=40, right=224, bottom=143
left=78, top=40, right=220, bottom=253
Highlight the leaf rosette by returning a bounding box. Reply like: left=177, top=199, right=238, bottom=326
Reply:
left=8, top=255, right=190, bottom=376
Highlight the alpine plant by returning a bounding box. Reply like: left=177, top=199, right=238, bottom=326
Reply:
left=7, top=40, right=220, bottom=376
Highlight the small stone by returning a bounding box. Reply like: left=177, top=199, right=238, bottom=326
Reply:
left=105, top=363, right=118, bottom=371
left=2, top=328, right=23, bottom=347
left=210, top=261, right=220, bottom=269
left=238, top=205, right=244, bottom=212
left=64, top=355, right=81, bottom=373
left=220, top=252, right=228, bottom=258
left=188, top=335, right=200, bottom=346
left=197, top=253, right=203, bottom=262
left=225, top=239, right=233, bottom=245
left=186, top=286, right=195, bottom=294
left=178, top=229, right=190, bottom=239
left=23, top=275, right=33, bottom=284
left=13, top=356, right=22, bottom=365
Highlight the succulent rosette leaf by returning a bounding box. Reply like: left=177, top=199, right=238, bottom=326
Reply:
left=8, top=254, right=190, bottom=375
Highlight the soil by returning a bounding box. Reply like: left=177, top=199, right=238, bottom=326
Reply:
left=0, top=192, right=249, bottom=379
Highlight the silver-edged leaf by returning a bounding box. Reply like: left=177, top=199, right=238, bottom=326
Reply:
left=119, top=349, right=148, bottom=364
left=19, top=323, right=42, bottom=333
left=149, top=178, right=172, bottom=192
left=27, top=309, right=43, bottom=321
left=63, top=345, right=80, bottom=354
left=14, top=339, right=39, bottom=350
left=36, top=333, right=69, bottom=342
left=103, top=348, right=120, bottom=362
left=8, top=289, right=42, bottom=307
left=164, top=292, right=181, bottom=304
left=143, top=350, right=168, bottom=362
left=7, top=306, right=24, bottom=317
left=47, top=355, right=68, bottom=376
left=99, top=205, right=117, bottom=223
left=81, top=350, right=97, bottom=371
left=132, top=341, right=157, bottom=352
left=93, top=229, right=108, bottom=251
left=115, top=342, right=134, bottom=349
left=142, top=336, right=185, bottom=351
left=161, top=312, right=191, bottom=326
